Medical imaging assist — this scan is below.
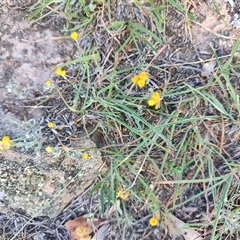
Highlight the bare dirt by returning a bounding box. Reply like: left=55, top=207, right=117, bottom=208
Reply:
left=0, top=1, right=74, bottom=137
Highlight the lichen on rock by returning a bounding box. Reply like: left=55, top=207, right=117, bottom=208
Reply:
left=0, top=138, right=104, bottom=218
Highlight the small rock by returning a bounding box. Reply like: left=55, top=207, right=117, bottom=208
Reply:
left=223, top=30, right=229, bottom=36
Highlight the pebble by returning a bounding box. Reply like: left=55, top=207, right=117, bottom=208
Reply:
left=223, top=30, right=229, bottom=36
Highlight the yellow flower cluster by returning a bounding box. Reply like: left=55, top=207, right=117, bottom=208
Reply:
left=147, top=91, right=161, bottom=110
left=131, top=71, right=148, bottom=88
left=54, top=67, right=66, bottom=77
left=116, top=188, right=130, bottom=200
left=130, top=71, right=161, bottom=109
left=0, top=136, right=11, bottom=150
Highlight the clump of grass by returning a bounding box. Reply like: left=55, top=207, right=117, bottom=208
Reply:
left=28, top=0, right=102, bottom=31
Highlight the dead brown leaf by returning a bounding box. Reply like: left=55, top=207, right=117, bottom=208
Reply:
left=64, top=216, right=92, bottom=240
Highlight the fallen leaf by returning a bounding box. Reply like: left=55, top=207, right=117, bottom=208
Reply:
left=64, top=216, right=92, bottom=240
left=166, top=213, right=203, bottom=240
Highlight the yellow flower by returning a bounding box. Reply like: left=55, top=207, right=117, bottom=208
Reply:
left=138, top=71, right=148, bottom=80
left=131, top=71, right=148, bottom=88
left=137, top=79, right=146, bottom=88
left=47, top=121, right=54, bottom=128
left=44, top=79, right=55, bottom=91
left=45, top=79, right=52, bottom=87
left=75, top=225, right=91, bottom=240
left=54, top=67, right=62, bottom=75
left=149, top=217, right=158, bottom=226
left=70, top=32, right=79, bottom=41
left=147, top=91, right=161, bottom=110
left=54, top=67, right=66, bottom=77
left=116, top=188, right=130, bottom=200
left=131, top=75, right=139, bottom=84
left=0, top=136, right=11, bottom=150
left=82, top=152, right=89, bottom=160
left=45, top=145, right=53, bottom=153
